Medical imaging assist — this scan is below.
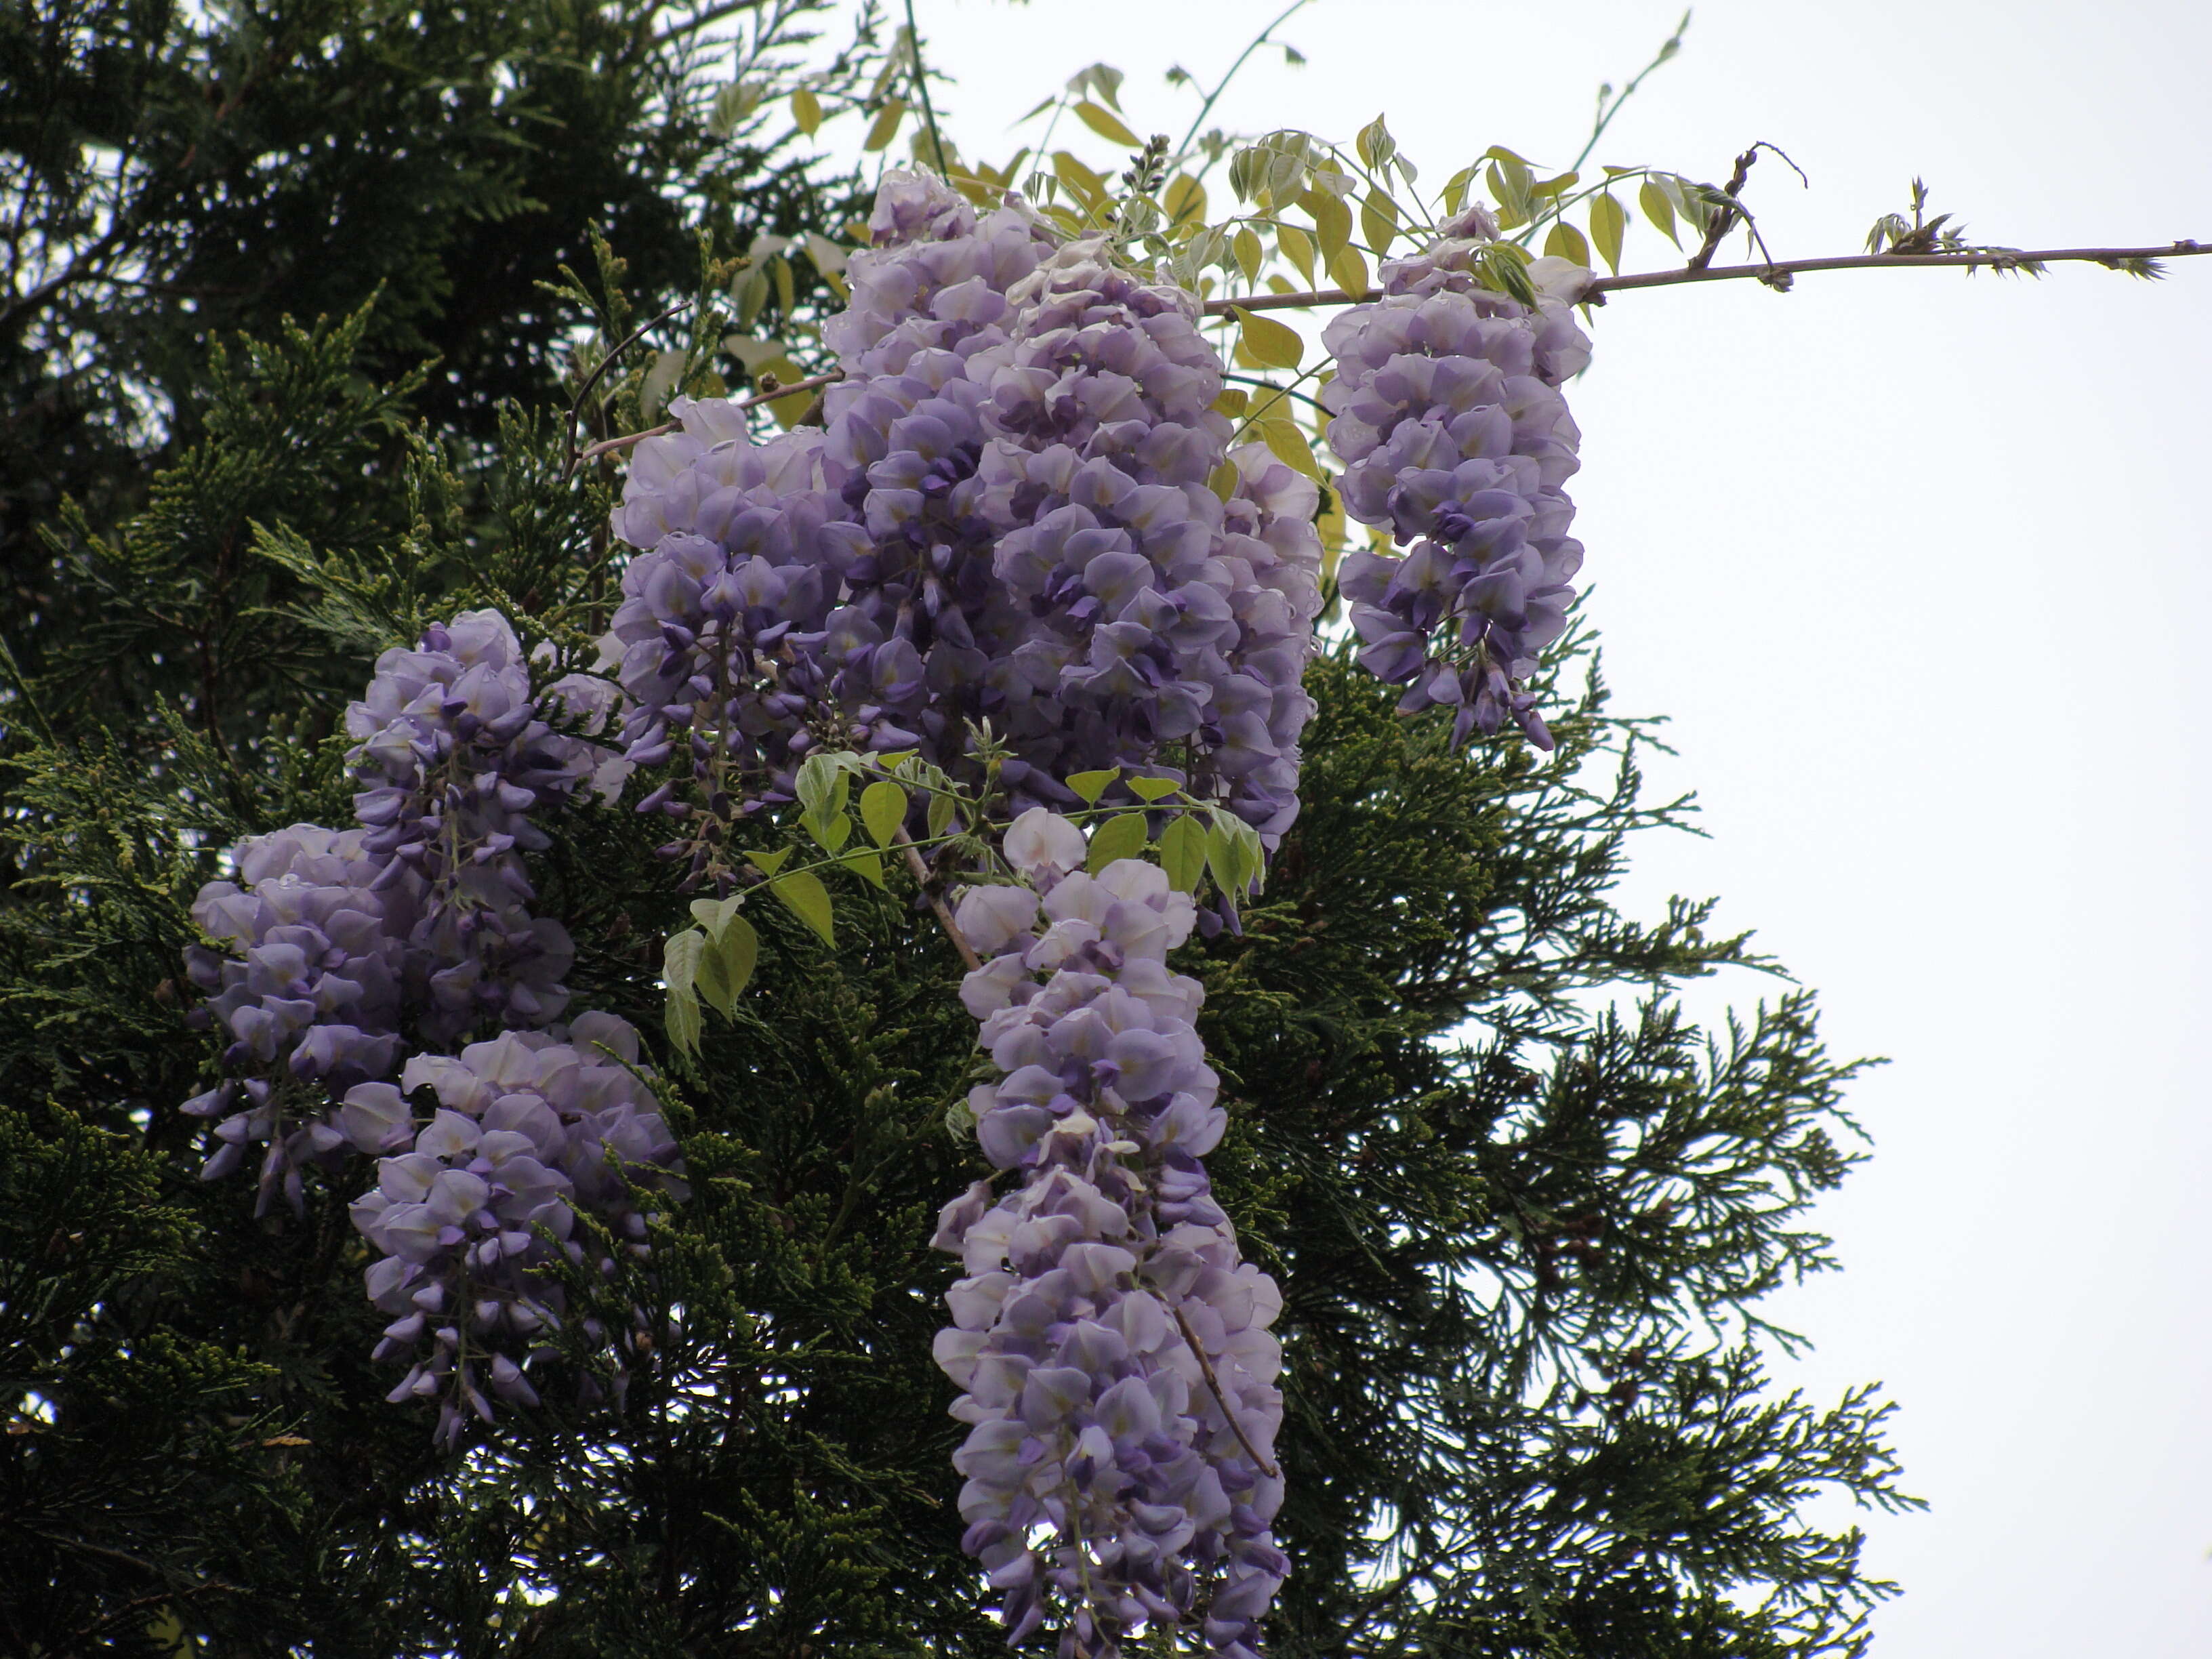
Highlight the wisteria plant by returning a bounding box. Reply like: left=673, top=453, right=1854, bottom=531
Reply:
left=4, top=3, right=2204, bottom=1655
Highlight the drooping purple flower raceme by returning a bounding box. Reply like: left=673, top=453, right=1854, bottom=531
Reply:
left=1321, top=208, right=1593, bottom=748
left=346, top=609, right=620, bottom=1042
left=605, top=419, right=867, bottom=874
left=183, top=612, right=624, bottom=1211
left=608, top=172, right=1324, bottom=846
left=933, top=811, right=1287, bottom=1659
left=347, top=1012, right=687, bottom=1448
left=181, top=823, right=420, bottom=1212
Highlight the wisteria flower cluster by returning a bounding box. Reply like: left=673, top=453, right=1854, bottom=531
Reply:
left=183, top=613, right=623, bottom=1214
left=1322, top=207, right=1592, bottom=747
left=607, top=171, right=1324, bottom=848
left=182, top=823, right=419, bottom=1212
left=347, top=608, right=623, bottom=1042
left=933, top=810, right=1287, bottom=1659
left=347, top=1014, right=685, bottom=1448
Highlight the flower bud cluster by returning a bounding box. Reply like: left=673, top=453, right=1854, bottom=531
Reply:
left=347, top=1013, right=686, bottom=1449
left=347, top=609, right=621, bottom=1043
left=933, top=811, right=1286, bottom=1658
left=1320, top=208, right=1591, bottom=747
left=182, top=823, right=421, bottom=1212
left=609, top=172, right=1322, bottom=843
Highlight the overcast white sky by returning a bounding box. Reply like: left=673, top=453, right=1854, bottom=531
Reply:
left=897, top=1, right=2212, bottom=1652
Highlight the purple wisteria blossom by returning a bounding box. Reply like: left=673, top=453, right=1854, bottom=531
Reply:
left=1322, top=208, right=1592, bottom=747
left=183, top=612, right=625, bottom=1211
left=347, top=609, right=620, bottom=1042
left=182, top=823, right=420, bottom=1212
left=348, top=1013, right=686, bottom=1449
left=607, top=171, right=1323, bottom=845
left=933, top=811, right=1287, bottom=1659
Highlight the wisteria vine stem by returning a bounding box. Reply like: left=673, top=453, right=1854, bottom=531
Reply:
left=1202, top=238, right=2207, bottom=314
left=1170, top=1303, right=1280, bottom=1480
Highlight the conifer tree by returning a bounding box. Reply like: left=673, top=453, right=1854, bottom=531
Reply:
left=7, top=4, right=2192, bottom=1655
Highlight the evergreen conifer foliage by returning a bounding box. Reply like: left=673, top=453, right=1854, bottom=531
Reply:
left=0, top=7, right=1953, bottom=1654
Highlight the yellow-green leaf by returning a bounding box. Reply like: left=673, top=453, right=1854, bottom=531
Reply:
left=1073, top=100, right=1139, bottom=147
left=1253, top=417, right=1319, bottom=479
left=705, top=914, right=758, bottom=1014
left=802, top=809, right=851, bottom=853
left=663, top=930, right=706, bottom=1054
left=1589, top=190, right=1626, bottom=274
left=1052, top=150, right=1106, bottom=203
left=1355, top=113, right=1396, bottom=173
left=1087, top=812, right=1150, bottom=873
left=664, top=928, right=705, bottom=996
left=664, top=981, right=701, bottom=1058
left=792, top=87, right=823, bottom=136
left=1233, top=227, right=1263, bottom=285
left=1163, top=173, right=1207, bottom=227
left=1440, top=163, right=1479, bottom=216
left=1207, top=460, right=1241, bottom=501
left=1544, top=221, right=1592, bottom=267
left=1204, top=821, right=1247, bottom=902
left=1326, top=245, right=1370, bottom=298
left=838, top=846, right=886, bottom=890
left=1276, top=221, right=1315, bottom=284
left=1067, top=769, right=1119, bottom=805
left=1160, top=813, right=1207, bottom=893
left=863, top=98, right=906, bottom=152
left=1230, top=306, right=1303, bottom=371
left=771, top=870, right=835, bottom=945
left=744, top=848, right=792, bottom=878
left=1309, top=189, right=1352, bottom=262
left=690, top=895, right=741, bottom=939
left=926, top=790, right=958, bottom=839
left=1639, top=178, right=1679, bottom=247
left=859, top=780, right=907, bottom=848
left=1359, top=190, right=1399, bottom=255
left=1127, top=776, right=1179, bottom=804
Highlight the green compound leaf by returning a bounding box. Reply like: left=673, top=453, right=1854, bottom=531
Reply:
left=1087, top=811, right=1150, bottom=874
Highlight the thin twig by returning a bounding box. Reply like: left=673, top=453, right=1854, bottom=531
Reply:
left=1686, top=148, right=1757, bottom=272
left=903, top=0, right=949, bottom=177
left=1565, top=9, right=1691, bottom=179
left=1170, top=0, right=1310, bottom=175
left=565, top=371, right=844, bottom=478
left=1200, top=239, right=2209, bottom=314
left=1170, top=1303, right=1280, bottom=1479
left=561, top=299, right=693, bottom=477
left=572, top=422, right=676, bottom=468
left=895, top=827, right=981, bottom=972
